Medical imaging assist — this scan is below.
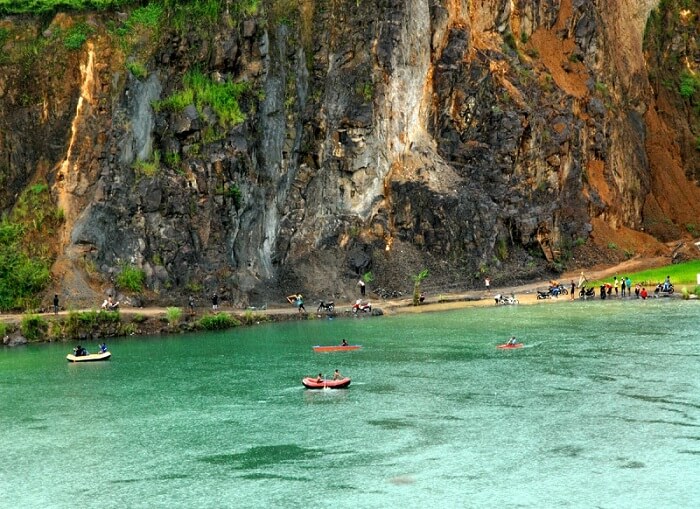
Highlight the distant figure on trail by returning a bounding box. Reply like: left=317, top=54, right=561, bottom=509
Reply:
left=287, top=293, right=305, bottom=313
left=419, top=292, right=426, bottom=304
left=358, top=279, right=366, bottom=296
left=212, top=293, right=219, bottom=311
left=53, top=294, right=59, bottom=315
left=101, top=296, right=119, bottom=311
left=188, top=295, right=195, bottom=314
left=484, top=277, right=490, bottom=292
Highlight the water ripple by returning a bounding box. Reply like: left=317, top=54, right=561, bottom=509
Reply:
left=201, top=444, right=323, bottom=469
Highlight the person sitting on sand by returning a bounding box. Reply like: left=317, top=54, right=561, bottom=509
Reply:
left=333, top=369, right=343, bottom=380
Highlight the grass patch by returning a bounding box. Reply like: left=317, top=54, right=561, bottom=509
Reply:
left=20, top=314, right=48, bottom=342
left=198, top=313, right=241, bottom=330
left=0, top=221, right=51, bottom=311
left=0, top=0, right=136, bottom=15
left=63, top=22, right=93, bottom=50
left=240, top=309, right=269, bottom=325
left=587, top=260, right=700, bottom=287
left=133, top=149, right=161, bottom=177
left=154, top=69, right=248, bottom=128
left=126, top=60, right=148, bottom=79
left=166, top=306, right=182, bottom=326
left=116, top=264, right=146, bottom=292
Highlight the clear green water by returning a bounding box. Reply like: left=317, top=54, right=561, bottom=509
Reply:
left=1, top=300, right=699, bottom=508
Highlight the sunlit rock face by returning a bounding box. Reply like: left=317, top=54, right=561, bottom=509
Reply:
left=0, top=0, right=698, bottom=307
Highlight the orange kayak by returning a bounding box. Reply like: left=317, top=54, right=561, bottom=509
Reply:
left=497, top=343, right=524, bottom=349
left=312, top=345, right=361, bottom=352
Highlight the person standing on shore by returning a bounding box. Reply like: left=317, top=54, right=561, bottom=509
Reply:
left=484, top=277, right=490, bottom=292
left=188, top=295, right=195, bottom=315
left=212, top=293, right=218, bottom=311
left=53, top=294, right=59, bottom=315
left=570, top=281, right=575, bottom=300
left=358, top=278, right=366, bottom=297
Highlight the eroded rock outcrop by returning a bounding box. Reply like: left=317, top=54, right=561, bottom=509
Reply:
left=0, top=0, right=698, bottom=308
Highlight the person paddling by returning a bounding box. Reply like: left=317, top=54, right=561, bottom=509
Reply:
left=507, top=336, right=518, bottom=346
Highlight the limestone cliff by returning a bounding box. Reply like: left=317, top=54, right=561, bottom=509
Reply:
left=0, top=0, right=698, bottom=309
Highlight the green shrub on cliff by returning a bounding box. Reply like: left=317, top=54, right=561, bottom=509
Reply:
left=116, top=264, right=146, bottom=292
left=0, top=221, right=51, bottom=311
left=0, top=0, right=136, bottom=15
left=154, top=69, right=248, bottom=128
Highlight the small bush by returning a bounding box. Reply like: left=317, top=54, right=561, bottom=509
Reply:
left=240, top=310, right=269, bottom=325
left=64, top=23, right=93, bottom=50
left=0, top=322, right=7, bottom=338
left=154, top=69, right=248, bottom=128
left=131, top=313, right=147, bottom=323
left=116, top=265, right=146, bottom=292
left=121, top=323, right=138, bottom=335
left=679, top=71, right=699, bottom=98
left=21, top=314, right=48, bottom=342
left=126, top=61, right=148, bottom=79
left=166, top=307, right=182, bottom=326
left=198, top=313, right=240, bottom=330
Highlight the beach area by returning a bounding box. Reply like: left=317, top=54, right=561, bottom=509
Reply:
left=3, top=254, right=692, bottom=344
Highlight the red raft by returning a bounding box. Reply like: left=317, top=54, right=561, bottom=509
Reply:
left=497, top=343, right=524, bottom=349
left=302, top=377, right=352, bottom=389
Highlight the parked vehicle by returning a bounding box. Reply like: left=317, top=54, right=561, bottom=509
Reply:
left=352, top=301, right=372, bottom=313
left=494, top=294, right=519, bottom=305
left=578, top=286, right=595, bottom=298
left=317, top=300, right=335, bottom=313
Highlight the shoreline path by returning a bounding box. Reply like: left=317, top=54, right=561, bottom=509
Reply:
left=0, top=256, right=671, bottom=325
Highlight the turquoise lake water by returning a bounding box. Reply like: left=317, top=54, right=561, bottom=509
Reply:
left=1, top=299, right=698, bottom=508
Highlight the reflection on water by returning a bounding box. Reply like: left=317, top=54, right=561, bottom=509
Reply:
left=0, top=299, right=698, bottom=508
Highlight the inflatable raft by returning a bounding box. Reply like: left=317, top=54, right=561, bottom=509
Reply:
left=302, top=377, right=351, bottom=389
left=66, top=351, right=112, bottom=362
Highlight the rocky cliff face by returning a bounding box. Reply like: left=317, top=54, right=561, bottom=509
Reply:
left=0, top=0, right=699, bottom=309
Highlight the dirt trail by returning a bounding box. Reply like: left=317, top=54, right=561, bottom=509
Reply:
left=0, top=255, right=672, bottom=326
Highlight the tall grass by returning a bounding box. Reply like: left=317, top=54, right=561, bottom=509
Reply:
left=154, top=69, right=248, bottom=128
left=0, top=0, right=136, bottom=14
left=0, top=221, right=51, bottom=311
left=116, top=264, right=146, bottom=292
left=587, top=260, right=700, bottom=286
